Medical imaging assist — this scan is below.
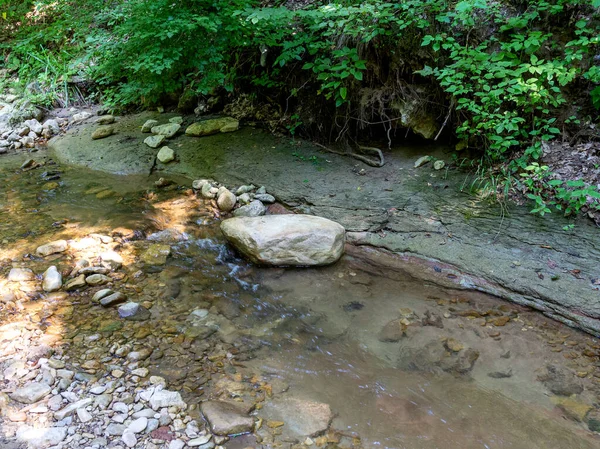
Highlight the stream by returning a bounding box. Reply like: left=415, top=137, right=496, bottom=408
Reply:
left=1, top=157, right=599, bottom=449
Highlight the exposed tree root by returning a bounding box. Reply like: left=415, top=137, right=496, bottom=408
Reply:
left=314, top=142, right=385, bottom=167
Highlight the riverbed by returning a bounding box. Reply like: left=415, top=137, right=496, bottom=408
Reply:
left=1, top=155, right=599, bottom=448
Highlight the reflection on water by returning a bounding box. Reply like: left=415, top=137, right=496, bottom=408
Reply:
left=1, top=161, right=599, bottom=449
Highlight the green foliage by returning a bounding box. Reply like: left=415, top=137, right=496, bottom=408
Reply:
left=2, top=0, right=600, bottom=219
left=519, top=163, right=600, bottom=217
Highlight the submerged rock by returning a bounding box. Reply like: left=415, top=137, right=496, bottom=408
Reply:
left=259, top=397, right=332, bottom=439
left=200, top=400, right=254, bottom=436
left=118, top=302, right=151, bottom=321
left=100, top=292, right=127, bottom=307
left=185, top=117, right=239, bottom=137
left=64, top=274, right=86, bottom=291
left=538, top=364, right=583, bottom=396
left=141, top=244, right=171, bottom=265
left=221, top=215, right=345, bottom=266
left=378, top=319, right=407, bottom=342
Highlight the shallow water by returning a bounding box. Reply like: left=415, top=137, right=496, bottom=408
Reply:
left=1, top=160, right=599, bottom=448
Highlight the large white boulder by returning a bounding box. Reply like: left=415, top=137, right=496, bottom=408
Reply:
left=220, top=214, right=345, bottom=266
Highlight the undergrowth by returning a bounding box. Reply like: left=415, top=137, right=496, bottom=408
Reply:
left=1, top=0, right=599, bottom=219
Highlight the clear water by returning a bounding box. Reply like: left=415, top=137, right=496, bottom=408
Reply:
left=1, top=160, right=599, bottom=449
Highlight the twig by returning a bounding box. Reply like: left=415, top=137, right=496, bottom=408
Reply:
left=434, top=98, right=456, bottom=141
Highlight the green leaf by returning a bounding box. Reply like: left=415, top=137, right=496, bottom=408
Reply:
left=340, top=87, right=347, bottom=100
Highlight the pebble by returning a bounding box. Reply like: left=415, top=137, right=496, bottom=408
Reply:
left=8, top=267, right=35, bottom=282
left=76, top=408, right=93, bottom=423
left=85, top=274, right=110, bottom=285
left=169, top=440, right=186, bottom=449
left=127, top=417, right=148, bottom=433
left=106, top=423, right=126, bottom=436
left=42, top=266, right=62, bottom=291
left=122, top=430, right=137, bottom=448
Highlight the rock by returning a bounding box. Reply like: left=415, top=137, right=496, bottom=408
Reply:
left=235, top=185, right=256, bottom=195
left=169, top=116, right=183, bottom=124
left=151, top=123, right=181, bottom=138
left=142, top=119, right=159, bottom=132
left=36, top=240, right=68, bottom=257
left=72, top=111, right=92, bottom=122
left=200, top=401, right=254, bottom=436
left=10, top=382, right=51, bottom=403
left=491, top=316, right=510, bottom=326
left=444, top=338, right=464, bottom=353
left=157, top=146, right=175, bottom=163
left=232, top=200, right=266, bottom=218
left=100, top=250, right=123, bottom=269
left=237, top=193, right=252, bottom=205
left=378, top=319, right=406, bottom=342
left=201, top=182, right=218, bottom=199
left=192, top=179, right=212, bottom=190
left=587, top=409, right=600, bottom=432
left=122, top=431, right=137, bottom=448
left=422, top=310, right=444, bottom=328
left=96, top=115, right=115, bottom=125
left=7, top=267, right=35, bottom=282
left=118, top=302, right=151, bottom=321
left=414, top=155, right=432, bottom=168
left=552, top=396, right=592, bottom=422
left=43, top=119, right=60, bottom=135
left=170, top=440, right=186, bottom=449
left=433, top=160, right=445, bottom=170
left=100, top=292, right=127, bottom=307
left=217, top=189, right=236, bottom=212
left=86, top=273, right=110, bottom=285
left=91, top=125, right=114, bottom=140
left=127, top=417, right=148, bottom=433
left=24, top=119, right=43, bottom=134
left=254, top=193, right=275, bottom=204
left=42, top=266, right=62, bottom=291
left=106, top=423, right=126, bottom=436
left=538, top=365, right=583, bottom=396
left=16, top=426, right=67, bottom=448
left=54, top=398, right=93, bottom=420
left=92, top=288, right=114, bottom=302
left=77, top=407, right=93, bottom=423
left=260, top=397, right=332, bottom=439
left=185, top=117, right=239, bottom=137
left=64, top=274, right=86, bottom=291
left=488, top=369, right=513, bottom=379
left=149, top=389, right=186, bottom=410
left=221, top=215, right=345, bottom=266
left=144, top=134, right=166, bottom=148
left=142, top=244, right=171, bottom=265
